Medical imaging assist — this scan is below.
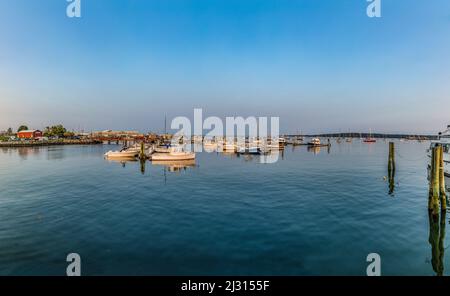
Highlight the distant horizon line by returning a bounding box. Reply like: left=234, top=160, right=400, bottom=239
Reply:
left=0, top=127, right=442, bottom=138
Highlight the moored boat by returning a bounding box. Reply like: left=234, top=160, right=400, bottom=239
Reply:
left=151, top=151, right=195, bottom=161
left=222, top=142, right=237, bottom=152
left=292, top=137, right=304, bottom=146
left=237, top=145, right=260, bottom=155
left=104, top=150, right=138, bottom=159
left=363, top=138, right=376, bottom=143
left=151, top=146, right=195, bottom=161
left=307, top=138, right=322, bottom=146
left=363, top=130, right=376, bottom=143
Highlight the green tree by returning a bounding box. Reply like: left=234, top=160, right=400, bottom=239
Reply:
left=43, top=126, right=51, bottom=137
left=43, top=125, right=68, bottom=138
left=17, top=125, right=28, bottom=132
left=53, top=125, right=67, bottom=137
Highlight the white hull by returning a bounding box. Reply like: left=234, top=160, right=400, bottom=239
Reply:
left=105, top=150, right=138, bottom=158
left=154, top=147, right=170, bottom=153
left=265, top=144, right=281, bottom=150
left=222, top=144, right=236, bottom=152
left=151, top=152, right=195, bottom=161
left=203, top=143, right=218, bottom=152
left=203, top=143, right=217, bottom=148
left=237, top=146, right=260, bottom=154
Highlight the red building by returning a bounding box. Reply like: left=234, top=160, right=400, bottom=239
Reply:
left=17, top=130, right=43, bottom=139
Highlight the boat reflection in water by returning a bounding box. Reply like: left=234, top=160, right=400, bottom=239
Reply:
left=428, top=210, right=446, bottom=276
left=105, top=157, right=138, bottom=168
left=152, top=159, right=196, bottom=173
left=306, top=143, right=331, bottom=154
left=307, top=146, right=321, bottom=155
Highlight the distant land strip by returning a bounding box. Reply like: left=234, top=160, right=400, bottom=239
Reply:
left=287, top=133, right=438, bottom=140
left=0, top=139, right=102, bottom=147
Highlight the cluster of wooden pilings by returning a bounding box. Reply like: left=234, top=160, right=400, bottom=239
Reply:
left=429, top=144, right=447, bottom=215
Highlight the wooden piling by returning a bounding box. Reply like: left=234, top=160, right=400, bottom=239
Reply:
left=439, top=145, right=447, bottom=210
left=139, top=142, right=146, bottom=174
left=429, top=147, right=435, bottom=209
left=388, top=142, right=395, bottom=173
left=429, top=146, right=441, bottom=215
left=140, top=142, right=145, bottom=160
left=387, top=142, right=396, bottom=195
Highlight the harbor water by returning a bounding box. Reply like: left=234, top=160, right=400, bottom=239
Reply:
left=0, top=140, right=447, bottom=275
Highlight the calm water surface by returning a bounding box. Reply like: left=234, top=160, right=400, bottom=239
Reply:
left=0, top=140, right=447, bottom=275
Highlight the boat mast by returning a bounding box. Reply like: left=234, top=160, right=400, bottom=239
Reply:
left=164, top=114, right=167, bottom=135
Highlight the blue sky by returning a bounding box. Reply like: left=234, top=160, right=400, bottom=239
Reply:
left=0, top=0, right=449, bottom=134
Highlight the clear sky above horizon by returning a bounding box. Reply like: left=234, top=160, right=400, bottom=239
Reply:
left=1, top=0, right=449, bottom=134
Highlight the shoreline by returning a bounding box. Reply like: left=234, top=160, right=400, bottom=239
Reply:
left=0, top=139, right=102, bottom=147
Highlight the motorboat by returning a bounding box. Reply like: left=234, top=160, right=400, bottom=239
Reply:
left=151, top=147, right=195, bottom=161
left=104, top=150, right=138, bottom=159
left=307, top=138, right=322, bottom=146
left=292, top=137, right=304, bottom=146
left=278, top=137, right=287, bottom=146
left=222, top=142, right=237, bottom=153
left=237, top=144, right=261, bottom=155
left=203, top=140, right=218, bottom=151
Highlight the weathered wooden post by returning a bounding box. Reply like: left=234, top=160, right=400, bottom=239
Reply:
left=429, top=146, right=441, bottom=215
left=388, top=142, right=395, bottom=173
left=387, top=142, right=396, bottom=194
left=439, top=145, right=447, bottom=210
left=140, top=142, right=146, bottom=174
left=140, top=142, right=145, bottom=160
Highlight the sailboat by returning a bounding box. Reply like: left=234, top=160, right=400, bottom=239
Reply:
left=363, top=130, right=376, bottom=143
